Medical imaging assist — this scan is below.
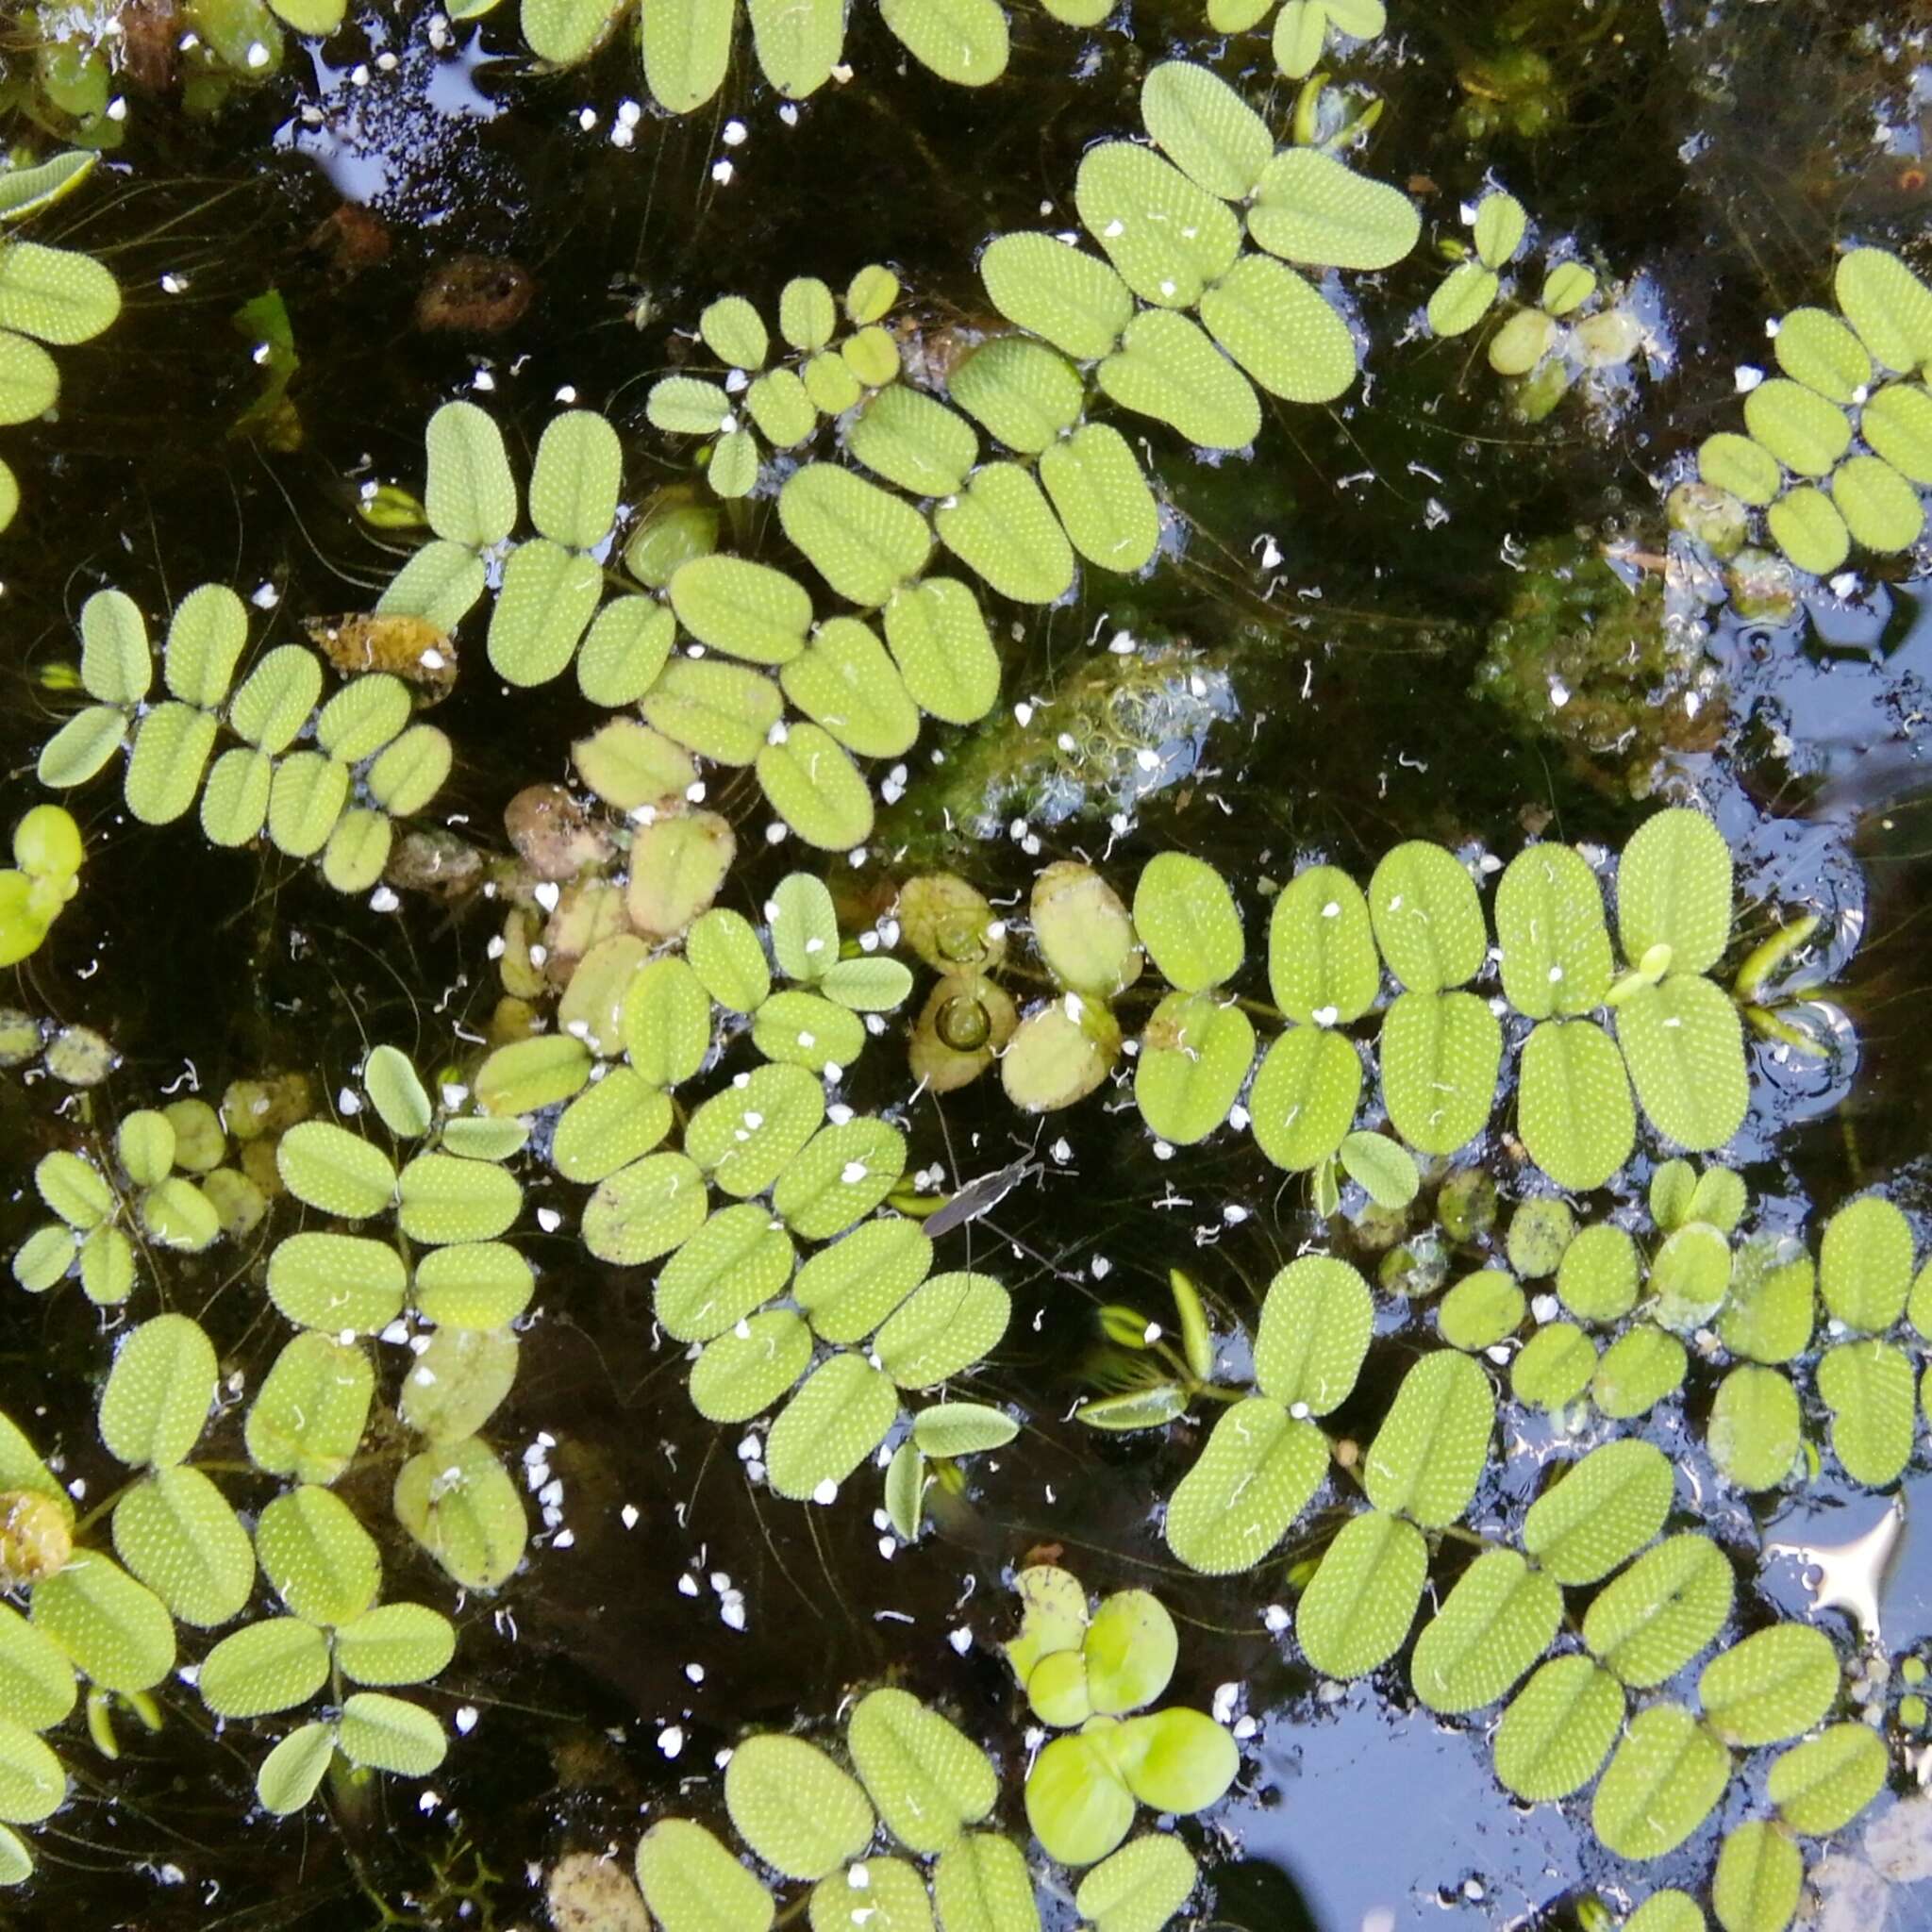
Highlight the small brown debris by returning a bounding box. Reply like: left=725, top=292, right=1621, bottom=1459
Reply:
left=504, top=784, right=613, bottom=882
left=304, top=613, right=456, bottom=695
left=119, top=0, right=181, bottom=93
left=307, top=202, right=391, bottom=277
left=415, top=255, right=535, bottom=334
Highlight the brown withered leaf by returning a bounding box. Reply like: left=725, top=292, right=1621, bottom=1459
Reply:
left=304, top=614, right=457, bottom=695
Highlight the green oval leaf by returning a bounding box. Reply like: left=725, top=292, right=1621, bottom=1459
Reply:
left=1518, top=1019, right=1635, bottom=1191
left=1493, top=1655, right=1624, bottom=1801
left=31, top=1553, right=175, bottom=1692
left=392, top=1435, right=525, bottom=1590
left=338, top=1691, right=446, bottom=1776
left=655, top=1203, right=795, bottom=1342
left=1698, top=1624, right=1839, bottom=1748
left=1817, top=1338, right=1916, bottom=1487
left=1767, top=1722, right=1888, bottom=1836
left=110, top=1465, right=252, bottom=1627
left=1615, top=976, right=1749, bottom=1153
left=1296, top=1508, right=1427, bottom=1678
left=256, top=1484, right=380, bottom=1627
left=245, top=1333, right=375, bottom=1484
left=1247, top=148, right=1420, bottom=269
left=98, top=1313, right=216, bottom=1470
left=979, top=232, right=1133, bottom=361
left=581, top=1151, right=709, bottom=1265
left=1098, top=308, right=1260, bottom=452
left=1591, top=1702, right=1730, bottom=1860
left=874, top=1272, right=1009, bottom=1388
left=635, top=1819, right=775, bottom=1932
left=276, top=1120, right=398, bottom=1220
left=1380, top=990, right=1501, bottom=1157
left=1164, top=1398, right=1326, bottom=1575
left=1523, top=1438, right=1674, bottom=1585
left=766, top=1353, right=899, bottom=1501
left=198, top=1617, right=331, bottom=1719
left=1362, top=1349, right=1493, bottom=1527
left=1583, top=1532, right=1734, bottom=1688
left=1254, top=1256, right=1373, bottom=1412
left=1368, top=841, right=1486, bottom=991
left=847, top=1686, right=996, bottom=1854
left=1411, top=1546, right=1562, bottom=1713
left=1248, top=1025, right=1361, bottom=1172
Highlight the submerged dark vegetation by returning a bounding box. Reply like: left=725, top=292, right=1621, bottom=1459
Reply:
left=5, top=2, right=1932, bottom=1929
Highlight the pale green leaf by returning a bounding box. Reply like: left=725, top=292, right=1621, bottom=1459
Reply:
left=1296, top=1508, right=1426, bottom=1678
left=1707, top=1363, right=1800, bottom=1492
left=1817, top=1338, right=1916, bottom=1487
left=881, top=576, right=1000, bottom=724
left=256, top=1485, right=379, bottom=1627
left=654, top=1203, right=795, bottom=1341
left=1411, top=1547, right=1562, bottom=1713
left=978, top=232, right=1133, bottom=361
left=949, top=337, right=1084, bottom=457
left=1132, top=852, right=1241, bottom=991
left=1379, top=990, right=1501, bottom=1157
left=1269, top=865, right=1379, bottom=1024
left=1697, top=1624, right=1839, bottom=1748
left=1247, top=149, right=1420, bottom=270
left=1592, top=1326, right=1688, bottom=1420
left=1097, top=308, right=1260, bottom=452
left=1583, top=1532, right=1734, bottom=1688
left=780, top=618, right=921, bottom=758
left=256, top=1721, right=336, bottom=1816
left=1163, top=1397, right=1326, bottom=1575
left=848, top=384, right=978, bottom=498
left=794, top=1217, right=933, bottom=1341
left=245, top=1332, right=375, bottom=1483
left=1522, top=1438, right=1674, bottom=1585
left=847, top=1686, right=996, bottom=1854
left=1368, top=841, right=1486, bottom=991
left=424, top=400, right=516, bottom=548
left=1248, top=1025, right=1361, bottom=1172
left=0, top=242, right=119, bottom=345
left=1253, top=1256, right=1373, bottom=1412
left=1712, top=1820, right=1802, bottom=1932
left=398, top=1326, right=518, bottom=1441
left=1492, top=1655, right=1624, bottom=1800
left=877, top=0, right=1008, bottom=85
left=874, top=1272, right=1008, bottom=1388
left=690, top=1310, right=813, bottom=1423
left=1835, top=246, right=1932, bottom=374
left=1074, top=142, right=1241, bottom=308
left=395, top=1150, right=522, bottom=1245
left=1361, top=1348, right=1492, bottom=1526
left=580, top=1151, right=709, bottom=1265
left=31, top=1552, right=175, bottom=1692
left=392, top=1434, right=525, bottom=1590
left=1767, top=1723, right=1888, bottom=1836
left=109, top=1465, right=253, bottom=1626
left=275, top=1120, right=397, bottom=1220
left=1616, top=976, right=1749, bottom=1153
left=766, top=1353, right=899, bottom=1500
left=1819, top=1193, right=1913, bottom=1333
left=337, top=1691, right=446, bottom=1776
left=1591, top=1702, right=1730, bottom=1860
left=198, top=1617, right=330, bottom=1719
left=635, top=1819, right=775, bottom=1932
left=934, top=461, right=1074, bottom=603
left=930, top=1834, right=1038, bottom=1932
